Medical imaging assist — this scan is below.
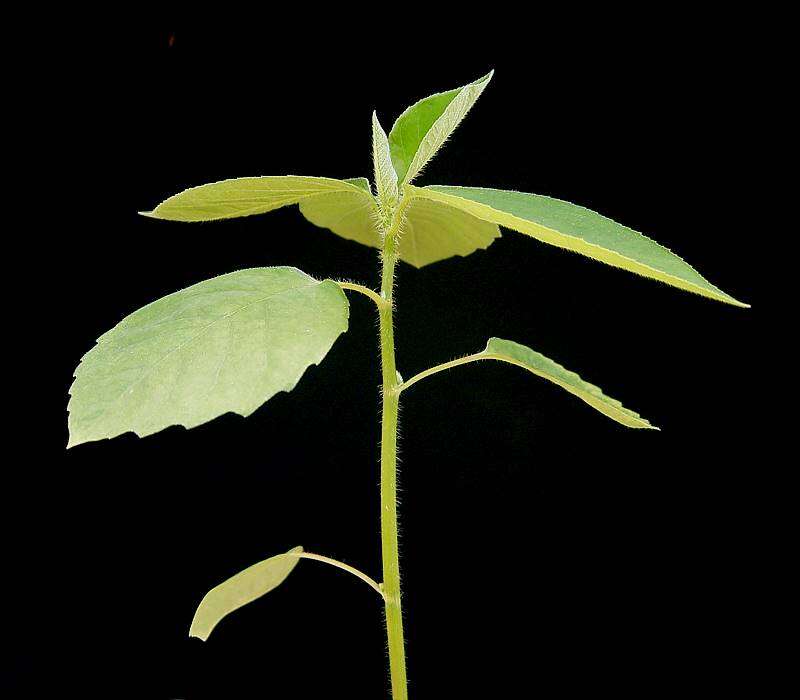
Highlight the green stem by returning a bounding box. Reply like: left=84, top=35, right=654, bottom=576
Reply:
left=379, top=198, right=409, bottom=700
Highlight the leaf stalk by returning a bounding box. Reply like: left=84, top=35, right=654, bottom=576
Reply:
left=286, top=551, right=385, bottom=599
left=399, top=352, right=494, bottom=393
left=336, top=281, right=387, bottom=309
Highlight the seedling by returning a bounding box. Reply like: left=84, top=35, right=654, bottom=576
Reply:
left=67, top=71, right=747, bottom=699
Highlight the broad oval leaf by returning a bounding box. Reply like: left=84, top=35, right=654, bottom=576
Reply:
left=388, top=71, right=493, bottom=185
left=372, top=112, right=398, bottom=205
left=400, top=198, right=500, bottom=267
left=299, top=192, right=500, bottom=267
left=68, top=267, right=349, bottom=447
left=409, top=185, right=748, bottom=307
left=482, top=338, right=654, bottom=429
left=190, top=546, right=303, bottom=641
left=140, top=175, right=371, bottom=222
left=299, top=184, right=382, bottom=250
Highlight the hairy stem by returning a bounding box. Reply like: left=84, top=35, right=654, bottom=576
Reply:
left=379, top=198, right=409, bottom=700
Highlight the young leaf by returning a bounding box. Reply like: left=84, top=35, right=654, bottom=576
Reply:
left=408, top=185, right=748, bottom=307
left=372, top=112, right=398, bottom=205
left=399, top=198, right=500, bottom=267
left=68, top=267, right=349, bottom=447
left=388, top=71, right=493, bottom=184
left=298, top=184, right=382, bottom=250
left=140, top=175, right=371, bottom=222
left=481, top=338, right=654, bottom=429
left=190, top=547, right=303, bottom=641
left=300, top=193, right=500, bottom=267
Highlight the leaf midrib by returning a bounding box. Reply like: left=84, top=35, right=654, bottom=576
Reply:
left=411, top=187, right=724, bottom=296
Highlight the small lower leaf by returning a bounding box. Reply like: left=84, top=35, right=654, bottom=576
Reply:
left=190, top=546, right=303, bottom=641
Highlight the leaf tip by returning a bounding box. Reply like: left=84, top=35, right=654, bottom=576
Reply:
left=188, top=626, right=209, bottom=642
left=138, top=210, right=157, bottom=219
left=66, top=431, right=85, bottom=449
left=714, top=289, right=750, bottom=308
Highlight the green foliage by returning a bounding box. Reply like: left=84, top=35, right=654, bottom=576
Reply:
left=190, top=547, right=303, bottom=641
left=301, top=186, right=500, bottom=267
left=388, top=71, right=493, bottom=184
left=68, top=268, right=349, bottom=447
left=402, top=338, right=654, bottom=429
left=483, top=338, right=653, bottom=429
left=68, top=71, right=747, bottom=700
left=140, top=176, right=370, bottom=222
left=410, top=186, right=748, bottom=306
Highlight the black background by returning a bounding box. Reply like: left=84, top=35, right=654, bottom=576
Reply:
left=8, top=10, right=765, bottom=699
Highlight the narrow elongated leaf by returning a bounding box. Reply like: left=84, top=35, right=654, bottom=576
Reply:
left=388, top=71, right=493, bottom=184
left=68, top=267, right=349, bottom=447
left=372, top=112, right=398, bottom=205
left=409, top=185, right=748, bottom=307
left=140, top=175, right=371, bottom=222
left=190, top=547, right=303, bottom=641
left=482, top=338, right=654, bottom=429
left=299, top=191, right=499, bottom=267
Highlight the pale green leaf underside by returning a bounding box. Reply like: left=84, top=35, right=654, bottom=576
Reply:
left=409, top=186, right=748, bottom=307
left=190, top=546, right=303, bottom=641
left=299, top=188, right=382, bottom=248
left=400, top=197, right=500, bottom=267
left=68, top=268, right=349, bottom=447
left=141, top=175, right=371, bottom=222
left=299, top=192, right=500, bottom=267
left=483, top=338, right=654, bottom=429
left=388, top=71, right=493, bottom=184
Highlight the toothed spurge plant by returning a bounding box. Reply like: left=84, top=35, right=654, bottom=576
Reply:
left=67, top=71, right=748, bottom=699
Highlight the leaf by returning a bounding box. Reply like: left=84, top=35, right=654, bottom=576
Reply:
left=68, top=267, right=349, bottom=447
left=399, top=198, right=500, bottom=267
left=299, top=192, right=500, bottom=267
left=343, top=176, right=373, bottom=194
left=140, top=175, right=372, bottom=222
left=190, top=547, right=303, bottom=641
left=372, top=112, right=398, bottom=205
left=298, top=184, right=382, bottom=250
left=481, top=338, right=655, bottom=429
left=388, top=71, right=493, bottom=184
left=408, top=185, right=748, bottom=307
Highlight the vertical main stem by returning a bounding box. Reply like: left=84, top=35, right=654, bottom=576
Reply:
left=379, top=200, right=408, bottom=700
